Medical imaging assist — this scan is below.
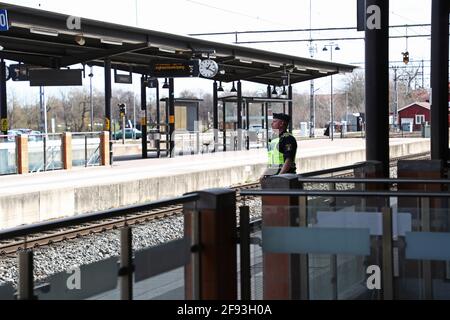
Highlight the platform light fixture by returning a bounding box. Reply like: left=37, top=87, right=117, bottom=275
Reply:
left=272, top=86, right=278, bottom=96
left=30, top=27, right=59, bottom=37
left=230, top=81, right=237, bottom=93
left=162, top=78, right=169, bottom=89
left=100, top=38, right=123, bottom=46
left=217, top=81, right=224, bottom=92
left=75, top=34, right=86, bottom=46
left=281, top=86, right=287, bottom=98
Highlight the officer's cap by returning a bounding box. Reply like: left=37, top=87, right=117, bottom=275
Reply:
left=273, top=113, right=290, bottom=123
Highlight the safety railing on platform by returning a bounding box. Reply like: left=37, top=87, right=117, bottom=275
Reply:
left=0, top=135, right=17, bottom=175
left=239, top=178, right=450, bottom=300
left=28, top=134, right=63, bottom=173
left=0, top=194, right=200, bottom=300
left=71, top=132, right=101, bottom=168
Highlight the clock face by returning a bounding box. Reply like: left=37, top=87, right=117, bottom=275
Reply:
left=199, top=59, right=219, bottom=78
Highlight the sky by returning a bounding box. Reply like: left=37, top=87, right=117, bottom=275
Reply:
left=1, top=0, right=437, bottom=104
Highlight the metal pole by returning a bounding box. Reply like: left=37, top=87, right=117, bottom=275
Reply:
left=156, top=80, right=161, bottom=158
left=288, top=85, right=293, bottom=132
left=120, top=227, right=134, bottom=300
left=394, top=67, right=398, bottom=130
left=365, top=0, right=390, bottom=178
left=0, top=60, right=8, bottom=135
left=430, top=0, right=449, bottom=161
left=141, top=76, right=148, bottom=159
left=191, top=202, right=200, bottom=300
left=237, top=81, right=243, bottom=150
left=213, top=81, right=219, bottom=152
left=239, top=206, right=251, bottom=300
left=122, top=115, right=125, bottom=145
left=43, top=134, right=47, bottom=172
left=169, top=78, right=175, bottom=158
left=382, top=207, right=394, bottom=300
left=223, top=102, right=227, bottom=152
left=89, top=66, right=94, bottom=132
left=18, top=250, right=35, bottom=300
left=104, top=59, right=113, bottom=165
left=330, top=48, right=334, bottom=141
left=84, top=135, right=88, bottom=167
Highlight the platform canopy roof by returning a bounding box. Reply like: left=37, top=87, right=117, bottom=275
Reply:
left=0, top=3, right=357, bottom=86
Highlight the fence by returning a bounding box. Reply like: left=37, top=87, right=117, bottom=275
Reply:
left=0, top=132, right=109, bottom=175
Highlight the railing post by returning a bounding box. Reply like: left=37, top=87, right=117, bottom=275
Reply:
left=84, top=135, right=88, bottom=167
left=119, top=226, right=134, bottom=300
left=381, top=207, right=394, bottom=300
left=16, top=134, right=28, bottom=174
left=62, top=132, right=72, bottom=170
left=261, top=175, right=305, bottom=300
left=183, top=189, right=237, bottom=300
left=100, top=131, right=110, bottom=166
left=18, top=250, right=36, bottom=300
left=239, top=206, right=251, bottom=300
left=43, top=135, right=47, bottom=172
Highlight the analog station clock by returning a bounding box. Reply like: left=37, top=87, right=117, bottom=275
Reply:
left=199, top=59, right=219, bottom=78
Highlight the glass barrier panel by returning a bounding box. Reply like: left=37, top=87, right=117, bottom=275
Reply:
left=0, top=136, right=16, bottom=175
left=394, top=201, right=450, bottom=300
left=45, top=134, right=63, bottom=171
left=132, top=215, right=187, bottom=300
left=28, top=137, right=44, bottom=173
left=0, top=253, right=18, bottom=300
left=72, top=134, right=100, bottom=167
left=34, top=232, right=120, bottom=300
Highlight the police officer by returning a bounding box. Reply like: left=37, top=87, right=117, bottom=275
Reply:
left=260, top=113, right=298, bottom=183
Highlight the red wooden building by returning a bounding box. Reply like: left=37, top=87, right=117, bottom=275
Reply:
left=398, top=102, right=431, bottom=131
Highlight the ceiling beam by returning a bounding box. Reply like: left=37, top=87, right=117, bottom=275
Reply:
left=59, top=42, right=150, bottom=67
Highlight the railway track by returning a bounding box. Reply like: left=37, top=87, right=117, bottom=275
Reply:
left=0, top=183, right=260, bottom=256
left=0, top=152, right=430, bottom=256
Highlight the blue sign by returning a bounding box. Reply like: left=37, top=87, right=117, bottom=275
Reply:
left=0, top=9, right=9, bottom=31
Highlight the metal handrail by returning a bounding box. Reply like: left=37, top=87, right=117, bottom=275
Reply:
left=299, top=162, right=367, bottom=177
left=71, top=132, right=102, bottom=136
left=0, top=193, right=199, bottom=241
left=240, top=189, right=450, bottom=198
left=298, top=178, right=450, bottom=184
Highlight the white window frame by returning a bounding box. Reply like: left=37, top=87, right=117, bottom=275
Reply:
left=415, top=114, right=425, bottom=125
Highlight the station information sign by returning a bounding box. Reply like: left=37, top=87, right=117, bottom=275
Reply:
left=150, top=60, right=199, bottom=78
left=0, top=10, right=9, bottom=32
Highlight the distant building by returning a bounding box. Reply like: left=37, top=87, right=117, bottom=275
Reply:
left=398, top=102, right=430, bottom=131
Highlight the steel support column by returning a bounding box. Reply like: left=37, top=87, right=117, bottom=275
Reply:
left=213, top=81, right=219, bottom=152
left=365, top=0, right=390, bottom=177
left=0, top=60, right=7, bottom=134
left=288, top=85, right=293, bottom=132
left=430, top=0, right=449, bottom=161
left=156, top=80, right=161, bottom=158
left=237, top=81, right=243, bottom=150
left=266, top=85, right=271, bottom=149
left=168, top=78, right=175, bottom=157
left=223, top=102, right=227, bottom=151
left=141, top=75, right=148, bottom=159
left=104, top=59, right=113, bottom=165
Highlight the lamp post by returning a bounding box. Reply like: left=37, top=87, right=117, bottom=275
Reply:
left=323, top=43, right=340, bottom=141
left=89, top=66, right=94, bottom=132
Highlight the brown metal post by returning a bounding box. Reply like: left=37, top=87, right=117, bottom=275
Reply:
left=261, top=175, right=303, bottom=300
left=62, top=132, right=72, bottom=170
left=16, top=134, right=29, bottom=174
left=184, top=189, right=237, bottom=300
left=100, top=131, right=110, bottom=166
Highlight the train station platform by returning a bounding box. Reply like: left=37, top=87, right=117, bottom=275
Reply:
left=0, top=138, right=430, bottom=229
